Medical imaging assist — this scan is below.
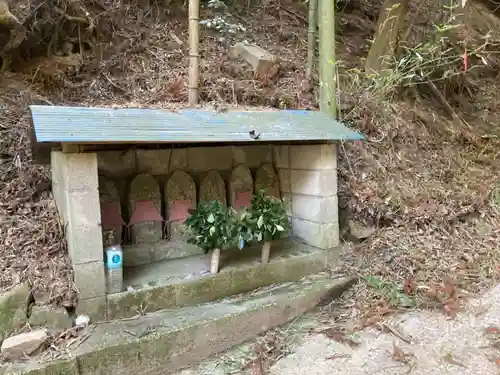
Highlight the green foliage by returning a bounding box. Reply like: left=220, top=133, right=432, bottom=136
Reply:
left=364, top=275, right=414, bottom=308
left=349, top=13, right=488, bottom=98
left=183, top=192, right=290, bottom=253
left=249, top=190, right=290, bottom=242
left=231, top=209, right=256, bottom=250
left=184, top=200, right=234, bottom=254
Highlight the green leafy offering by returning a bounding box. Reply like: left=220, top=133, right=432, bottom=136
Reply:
left=184, top=200, right=234, bottom=254
left=231, top=209, right=256, bottom=250
left=249, top=190, right=290, bottom=242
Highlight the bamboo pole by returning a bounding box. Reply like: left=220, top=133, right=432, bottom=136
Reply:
left=188, top=0, right=200, bottom=105
left=306, top=0, right=318, bottom=82
left=318, top=0, right=336, bottom=118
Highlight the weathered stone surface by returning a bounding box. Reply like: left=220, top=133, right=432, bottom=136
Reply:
left=348, top=219, right=376, bottom=240
left=0, top=283, right=31, bottom=338
left=75, top=296, right=106, bottom=323
left=29, top=306, right=72, bottom=331
left=165, top=170, right=197, bottom=244
left=292, top=218, right=339, bottom=249
left=1, top=329, right=47, bottom=360
left=136, top=149, right=171, bottom=175
left=199, top=171, right=227, bottom=205
left=187, top=147, right=232, bottom=173
left=231, top=145, right=273, bottom=168
left=128, top=173, right=163, bottom=245
left=289, top=144, right=337, bottom=170
left=229, top=165, right=253, bottom=209
left=290, top=169, right=337, bottom=196
left=106, top=241, right=335, bottom=320
left=64, top=276, right=354, bottom=375
left=255, top=164, right=281, bottom=198
left=273, top=145, right=289, bottom=169
left=230, top=42, right=276, bottom=77
left=73, top=261, right=106, bottom=300
left=123, top=241, right=204, bottom=267
left=97, top=150, right=136, bottom=178
left=99, top=177, right=123, bottom=246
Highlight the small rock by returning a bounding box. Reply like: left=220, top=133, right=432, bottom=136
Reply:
left=0, top=283, right=31, bottom=338
left=1, top=330, right=47, bottom=361
left=348, top=220, right=376, bottom=240
left=29, top=306, right=72, bottom=331
left=75, top=315, right=90, bottom=328
left=230, top=42, right=276, bottom=77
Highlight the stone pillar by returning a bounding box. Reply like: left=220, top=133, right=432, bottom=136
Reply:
left=51, top=151, right=106, bottom=321
left=274, top=144, right=339, bottom=249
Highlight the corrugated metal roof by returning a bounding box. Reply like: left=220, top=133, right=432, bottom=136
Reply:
left=29, top=105, right=364, bottom=144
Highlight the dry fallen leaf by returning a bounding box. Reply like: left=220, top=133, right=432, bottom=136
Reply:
left=321, top=328, right=360, bottom=348
left=392, top=342, right=410, bottom=363
left=403, top=276, right=416, bottom=295
left=443, top=352, right=467, bottom=368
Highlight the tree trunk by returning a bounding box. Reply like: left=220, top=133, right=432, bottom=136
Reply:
left=318, top=0, right=336, bottom=118
left=210, top=248, right=220, bottom=274
left=188, top=0, right=200, bottom=105
left=306, top=0, right=318, bottom=82
left=261, top=241, right=271, bottom=263
left=364, top=0, right=409, bottom=75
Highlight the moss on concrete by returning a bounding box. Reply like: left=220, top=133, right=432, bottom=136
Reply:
left=0, top=283, right=31, bottom=338
left=107, top=245, right=334, bottom=320
left=107, top=284, right=176, bottom=319
left=76, top=296, right=107, bottom=323
left=28, top=306, right=72, bottom=331
left=7, top=276, right=355, bottom=375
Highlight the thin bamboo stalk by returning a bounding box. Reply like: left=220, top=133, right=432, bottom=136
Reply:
left=318, top=0, right=336, bottom=118
left=306, top=0, right=318, bottom=82
left=188, top=0, right=200, bottom=105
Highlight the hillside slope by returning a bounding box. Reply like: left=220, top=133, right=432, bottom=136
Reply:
left=0, top=0, right=499, bottom=314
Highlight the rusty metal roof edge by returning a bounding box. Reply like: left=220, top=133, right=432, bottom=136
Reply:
left=29, top=105, right=365, bottom=144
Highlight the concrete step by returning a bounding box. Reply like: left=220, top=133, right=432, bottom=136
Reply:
left=105, top=239, right=342, bottom=320
left=6, top=275, right=356, bottom=375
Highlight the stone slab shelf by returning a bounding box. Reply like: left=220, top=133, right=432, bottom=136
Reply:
left=5, top=275, right=356, bottom=375
left=107, top=239, right=343, bottom=320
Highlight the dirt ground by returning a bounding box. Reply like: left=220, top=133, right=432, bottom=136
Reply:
left=176, top=282, right=500, bottom=375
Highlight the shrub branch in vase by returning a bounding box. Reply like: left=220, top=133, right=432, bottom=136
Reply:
left=184, top=200, right=233, bottom=274
left=250, top=190, right=290, bottom=263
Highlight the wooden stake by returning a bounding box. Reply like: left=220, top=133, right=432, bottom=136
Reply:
left=210, top=248, right=220, bottom=274
left=188, top=0, right=200, bottom=105
left=261, top=241, right=271, bottom=263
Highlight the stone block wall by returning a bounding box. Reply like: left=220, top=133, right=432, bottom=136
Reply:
left=273, top=144, right=339, bottom=249
left=51, top=143, right=339, bottom=320
left=51, top=151, right=106, bottom=320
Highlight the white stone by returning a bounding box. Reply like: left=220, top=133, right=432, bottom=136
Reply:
left=1, top=330, right=48, bottom=360
left=75, top=315, right=90, bottom=328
